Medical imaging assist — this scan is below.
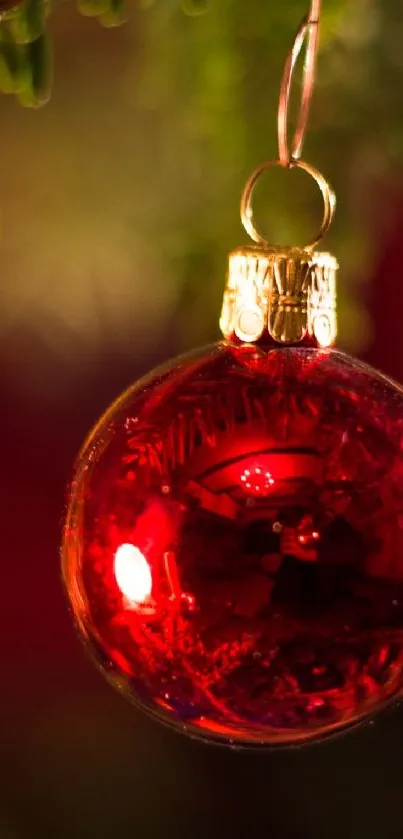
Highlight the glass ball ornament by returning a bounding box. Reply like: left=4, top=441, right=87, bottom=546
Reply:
left=62, top=342, right=403, bottom=747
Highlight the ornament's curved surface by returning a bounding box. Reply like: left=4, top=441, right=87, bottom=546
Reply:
left=62, top=345, right=403, bottom=746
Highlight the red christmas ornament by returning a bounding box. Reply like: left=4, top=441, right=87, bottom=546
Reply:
left=62, top=2, right=403, bottom=746
left=63, top=343, right=403, bottom=746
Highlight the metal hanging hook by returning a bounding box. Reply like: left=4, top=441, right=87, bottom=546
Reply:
left=278, top=0, right=322, bottom=167
left=240, top=0, right=335, bottom=250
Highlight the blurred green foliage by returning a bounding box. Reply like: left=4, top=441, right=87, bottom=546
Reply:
left=0, top=0, right=126, bottom=107
left=0, top=0, right=403, bottom=373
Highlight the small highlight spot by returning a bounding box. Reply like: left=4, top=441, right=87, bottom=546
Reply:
left=114, top=543, right=152, bottom=605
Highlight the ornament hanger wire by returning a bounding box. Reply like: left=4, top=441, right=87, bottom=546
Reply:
left=240, top=0, right=336, bottom=251
left=278, top=0, right=322, bottom=167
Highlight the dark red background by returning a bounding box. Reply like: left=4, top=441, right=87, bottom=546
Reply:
left=2, top=0, right=403, bottom=832
left=1, top=217, right=403, bottom=839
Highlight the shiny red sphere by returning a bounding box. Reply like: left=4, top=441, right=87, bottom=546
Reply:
left=62, top=345, right=403, bottom=747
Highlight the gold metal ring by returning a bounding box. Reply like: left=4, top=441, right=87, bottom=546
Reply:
left=240, top=158, right=336, bottom=251
left=278, top=0, right=322, bottom=166
left=278, top=18, right=310, bottom=166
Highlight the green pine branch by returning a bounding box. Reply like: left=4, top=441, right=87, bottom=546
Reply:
left=0, top=0, right=127, bottom=106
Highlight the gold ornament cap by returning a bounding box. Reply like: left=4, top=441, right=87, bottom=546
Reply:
left=220, top=245, right=338, bottom=348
